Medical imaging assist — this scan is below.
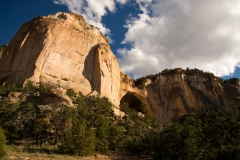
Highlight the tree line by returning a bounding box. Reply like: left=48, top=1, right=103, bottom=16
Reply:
left=0, top=83, right=159, bottom=156
left=134, top=67, right=218, bottom=86
left=1, top=83, right=240, bottom=159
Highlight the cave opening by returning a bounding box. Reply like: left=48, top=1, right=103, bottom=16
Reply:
left=120, top=93, right=143, bottom=113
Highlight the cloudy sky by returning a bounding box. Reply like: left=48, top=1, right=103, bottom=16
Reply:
left=1, top=0, right=240, bottom=79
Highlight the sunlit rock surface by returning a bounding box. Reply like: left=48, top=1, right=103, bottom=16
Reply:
left=1, top=13, right=239, bottom=121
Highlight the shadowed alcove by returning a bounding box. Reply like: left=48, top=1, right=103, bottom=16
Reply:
left=120, top=93, right=143, bottom=113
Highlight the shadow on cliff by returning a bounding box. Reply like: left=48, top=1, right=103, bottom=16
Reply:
left=0, top=74, right=12, bottom=85
left=0, top=45, right=40, bottom=86
left=120, top=93, right=144, bottom=113
left=82, top=45, right=98, bottom=92
left=0, top=21, right=46, bottom=86
left=188, top=84, right=225, bottom=112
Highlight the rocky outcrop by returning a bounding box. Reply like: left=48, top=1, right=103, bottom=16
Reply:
left=0, top=12, right=123, bottom=107
left=119, top=73, right=145, bottom=103
left=0, top=12, right=106, bottom=91
left=137, top=69, right=240, bottom=121
left=1, top=13, right=239, bottom=121
left=118, top=73, right=152, bottom=114
left=0, top=12, right=146, bottom=111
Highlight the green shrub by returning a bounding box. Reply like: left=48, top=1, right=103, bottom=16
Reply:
left=0, top=127, right=6, bottom=158
left=66, top=88, right=76, bottom=97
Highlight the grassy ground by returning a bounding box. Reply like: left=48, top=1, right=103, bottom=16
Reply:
left=2, top=145, right=110, bottom=160
left=1, top=145, right=153, bottom=160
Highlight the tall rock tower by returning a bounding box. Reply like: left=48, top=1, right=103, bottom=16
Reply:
left=0, top=12, right=145, bottom=109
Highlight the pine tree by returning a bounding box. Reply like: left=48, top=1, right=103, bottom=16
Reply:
left=60, top=120, right=96, bottom=156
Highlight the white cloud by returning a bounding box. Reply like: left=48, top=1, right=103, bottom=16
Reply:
left=52, top=0, right=128, bottom=36
left=116, top=0, right=128, bottom=5
left=119, top=0, right=240, bottom=78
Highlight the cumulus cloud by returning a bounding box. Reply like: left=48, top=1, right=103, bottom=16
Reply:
left=116, top=0, right=128, bottom=5
left=52, top=0, right=128, bottom=36
left=119, top=0, right=240, bottom=78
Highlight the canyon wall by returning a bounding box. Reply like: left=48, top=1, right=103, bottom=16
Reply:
left=0, top=12, right=239, bottom=121
left=138, top=69, right=240, bottom=121
left=0, top=12, right=128, bottom=108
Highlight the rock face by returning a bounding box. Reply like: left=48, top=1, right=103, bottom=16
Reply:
left=93, top=43, right=121, bottom=107
left=0, top=12, right=146, bottom=112
left=0, top=12, right=239, bottom=121
left=0, top=12, right=123, bottom=107
left=137, top=69, right=240, bottom=121
left=0, top=45, right=7, bottom=59
left=0, top=12, right=108, bottom=94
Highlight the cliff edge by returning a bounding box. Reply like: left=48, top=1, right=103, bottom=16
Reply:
left=0, top=12, right=146, bottom=114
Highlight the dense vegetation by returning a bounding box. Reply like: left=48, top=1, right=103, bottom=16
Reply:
left=0, top=83, right=159, bottom=157
left=152, top=111, right=240, bottom=159
left=1, top=82, right=240, bottom=159
left=134, top=67, right=240, bottom=90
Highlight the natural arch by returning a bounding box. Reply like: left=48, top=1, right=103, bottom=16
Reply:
left=120, top=93, right=143, bottom=113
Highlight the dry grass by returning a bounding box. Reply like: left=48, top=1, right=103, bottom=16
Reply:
left=2, top=145, right=110, bottom=160
left=1, top=145, right=153, bottom=160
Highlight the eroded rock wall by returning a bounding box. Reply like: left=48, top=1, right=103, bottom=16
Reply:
left=0, top=12, right=107, bottom=94
left=93, top=43, right=121, bottom=107
left=1, top=12, right=239, bottom=121
left=0, top=12, right=143, bottom=108
left=139, top=70, right=239, bottom=121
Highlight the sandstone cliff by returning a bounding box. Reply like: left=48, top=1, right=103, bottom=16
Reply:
left=0, top=12, right=128, bottom=109
left=0, top=12, right=239, bottom=121
left=0, top=12, right=105, bottom=92
left=135, top=68, right=240, bottom=121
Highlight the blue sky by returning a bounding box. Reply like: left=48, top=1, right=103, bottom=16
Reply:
left=1, top=0, right=240, bottom=79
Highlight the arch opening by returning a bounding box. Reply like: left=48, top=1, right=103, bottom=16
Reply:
left=120, top=93, right=143, bottom=113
